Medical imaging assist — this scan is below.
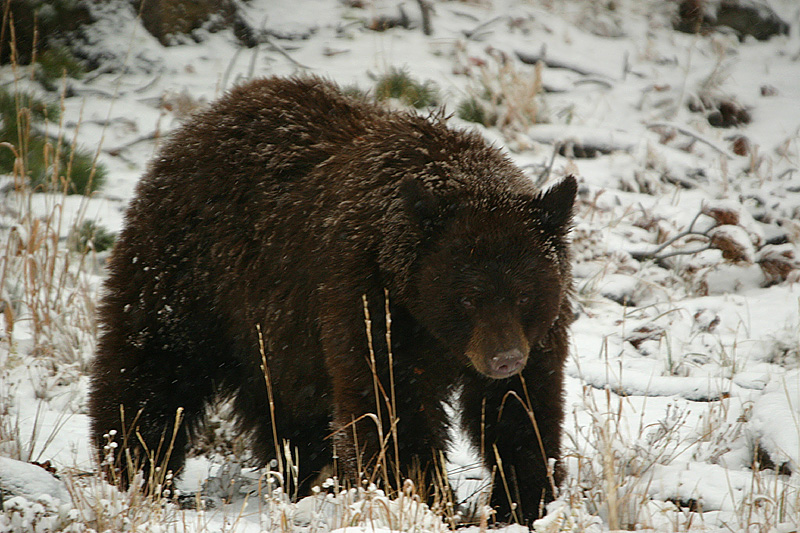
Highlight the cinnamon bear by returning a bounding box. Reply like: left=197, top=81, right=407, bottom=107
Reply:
left=88, top=75, right=575, bottom=523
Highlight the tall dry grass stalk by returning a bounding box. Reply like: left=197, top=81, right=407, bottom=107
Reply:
left=0, top=79, right=100, bottom=372
left=258, top=323, right=285, bottom=487
left=362, top=290, right=457, bottom=518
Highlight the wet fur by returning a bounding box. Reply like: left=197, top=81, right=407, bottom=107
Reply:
left=88, top=75, right=575, bottom=522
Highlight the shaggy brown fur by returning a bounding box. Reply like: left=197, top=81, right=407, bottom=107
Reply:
left=88, top=75, right=575, bottom=522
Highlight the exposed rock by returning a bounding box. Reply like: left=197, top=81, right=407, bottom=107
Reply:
left=674, top=0, right=789, bottom=41
left=132, top=0, right=257, bottom=47
left=687, top=95, right=751, bottom=129
left=717, top=0, right=789, bottom=41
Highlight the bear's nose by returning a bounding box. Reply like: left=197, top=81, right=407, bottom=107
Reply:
left=489, top=349, right=526, bottom=378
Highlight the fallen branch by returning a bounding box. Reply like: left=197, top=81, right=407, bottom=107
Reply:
left=574, top=77, right=614, bottom=89
left=104, top=131, right=159, bottom=156
left=516, top=47, right=610, bottom=78
left=526, top=125, right=637, bottom=157
left=630, top=210, right=719, bottom=261
left=661, top=171, right=701, bottom=190
left=69, top=86, right=117, bottom=99
left=646, top=121, right=734, bottom=159
left=462, top=15, right=502, bottom=40
left=134, top=74, right=163, bottom=94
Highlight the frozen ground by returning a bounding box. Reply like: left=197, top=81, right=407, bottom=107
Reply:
left=1, top=0, right=800, bottom=531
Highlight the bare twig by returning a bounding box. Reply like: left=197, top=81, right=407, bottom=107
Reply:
left=535, top=141, right=561, bottom=188
left=653, top=244, right=713, bottom=260
left=646, top=121, right=734, bottom=159
left=103, top=131, right=158, bottom=156
left=492, top=445, right=520, bottom=525
left=263, top=34, right=313, bottom=70
left=362, top=294, right=390, bottom=489
left=221, top=46, right=243, bottom=90
left=258, top=324, right=284, bottom=482
left=383, top=289, right=400, bottom=490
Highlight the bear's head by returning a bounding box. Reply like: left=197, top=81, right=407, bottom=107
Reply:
left=401, top=175, right=576, bottom=379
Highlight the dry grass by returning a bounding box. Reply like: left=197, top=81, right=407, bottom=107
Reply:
left=0, top=71, right=101, bottom=470
left=0, top=86, right=100, bottom=373
left=458, top=50, right=544, bottom=135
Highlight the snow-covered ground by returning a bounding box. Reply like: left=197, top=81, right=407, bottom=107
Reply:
left=2, top=0, right=800, bottom=531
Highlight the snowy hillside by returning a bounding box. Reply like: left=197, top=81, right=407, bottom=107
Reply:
left=1, top=0, right=799, bottom=531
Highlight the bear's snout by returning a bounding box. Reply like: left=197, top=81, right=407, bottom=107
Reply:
left=489, top=348, right=527, bottom=378
left=465, top=313, right=531, bottom=379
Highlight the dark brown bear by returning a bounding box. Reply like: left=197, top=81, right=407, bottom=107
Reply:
left=88, top=75, right=575, bottom=523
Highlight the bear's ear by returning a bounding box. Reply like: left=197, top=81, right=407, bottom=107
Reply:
left=399, top=178, right=447, bottom=235
left=533, top=175, right=577, bottom=234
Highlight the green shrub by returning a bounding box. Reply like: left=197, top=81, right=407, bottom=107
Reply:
left=0, top=87, right=105, bottom=194
left=35, top=46, right=86, bottom=86
left=0, top=87, right=59, bottom=127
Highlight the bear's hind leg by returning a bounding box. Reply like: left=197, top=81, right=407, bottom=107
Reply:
left=89, top=332, right=219, bottom=491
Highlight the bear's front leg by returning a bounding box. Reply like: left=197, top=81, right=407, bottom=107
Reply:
left=460, top=354, right=566, bottom=524
left=320, top=288, right=450, bottom=495
left=328, top=370, right=386, bottom=481
left=319, top=284, right=399, bottom=488
left=329, top=368, right=451, bottom=498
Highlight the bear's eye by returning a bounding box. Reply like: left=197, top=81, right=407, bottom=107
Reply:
left=517, top=295, right=530, bottom=306
left=460, top=296, right=475, bottom=309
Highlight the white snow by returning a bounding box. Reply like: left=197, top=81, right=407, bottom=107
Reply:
left=0, top=457, right=70, bottom=505
left=2, top=0, right=800, bottom=531
left=750, top=369, right=800, bottom=472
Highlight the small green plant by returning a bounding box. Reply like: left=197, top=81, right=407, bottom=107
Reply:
left=342, top=83, right=370, bottom=100
left=69, top=220, right=116, bottom=254
left=457, top=96, right=495, bottom=126
left=0, top=86, right=105, bottom=194
left=374, top=68, right=439, bottom=108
